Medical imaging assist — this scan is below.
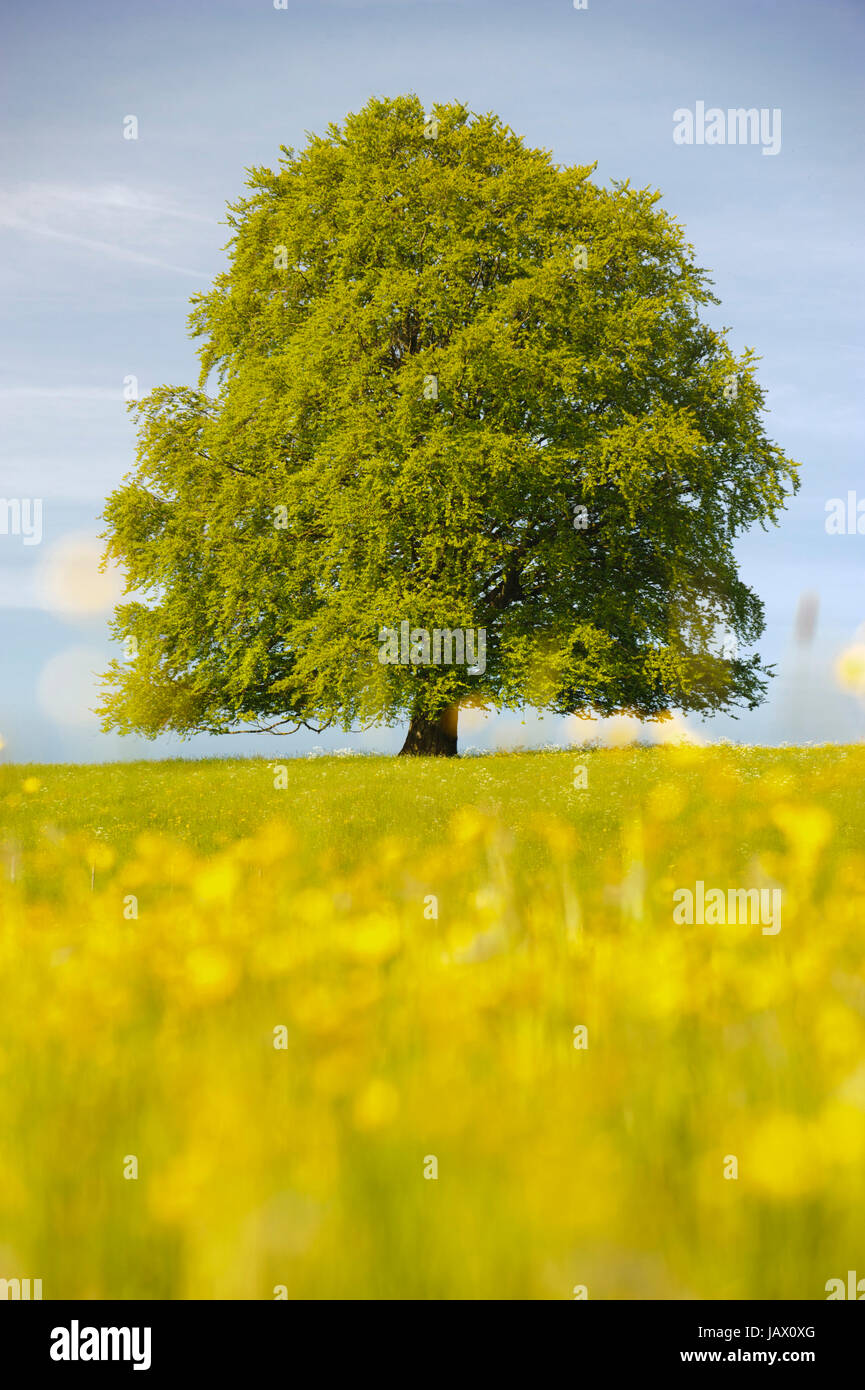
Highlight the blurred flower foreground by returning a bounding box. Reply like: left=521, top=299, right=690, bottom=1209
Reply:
left=1, top=745, right=863, bottom=1299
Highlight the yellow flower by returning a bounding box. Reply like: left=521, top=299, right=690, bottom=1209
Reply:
left=816, top=1100, right=865, bottom=1165
left=353, top=1079, right=399, bottom=1130
left=450, top=806, right=490, bottom=844
left=346, top=914, right=401, bottom=963
left=532, top=814, right=578, bottom=858
left=149, top=1152, right=212, bottom=1224
left=646, top=780, right=687, bottom=822
left=770, top=803, right=833, bottom=869
left=747, top=1113, right=821, bottom=1199
left=193, top=860, right=240, bottom=905
left=86, top=842, right=116, bottom=872
left=313, top=1048, right=363, bottom=1098
left=185, top=946, right=239, bottom=1003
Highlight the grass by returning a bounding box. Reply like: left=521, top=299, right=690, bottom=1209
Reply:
left=1, top=744, right=863, bottom=1299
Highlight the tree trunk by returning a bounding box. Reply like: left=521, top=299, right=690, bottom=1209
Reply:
left=399, top=703, right=459, bottom=757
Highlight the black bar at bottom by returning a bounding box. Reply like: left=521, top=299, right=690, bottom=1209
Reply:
left=0, top=1299, right=859, bottom=1375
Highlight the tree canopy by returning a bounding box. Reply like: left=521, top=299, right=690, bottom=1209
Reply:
left=100, top=94, right=799, bottom=754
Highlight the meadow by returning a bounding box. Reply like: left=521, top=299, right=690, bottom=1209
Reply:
left=1, top=744, right=864, bottom=1300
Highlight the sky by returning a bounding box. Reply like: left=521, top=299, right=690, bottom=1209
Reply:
left=1, top=0, right=863, bottom=763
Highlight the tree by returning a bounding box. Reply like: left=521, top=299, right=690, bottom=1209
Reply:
left=99, top=94, right=799, bottom=756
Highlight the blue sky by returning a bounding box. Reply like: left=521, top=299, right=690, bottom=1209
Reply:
left=1, top=0, right=863, bottom=762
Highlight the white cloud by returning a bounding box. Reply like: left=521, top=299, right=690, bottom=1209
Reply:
left=0, top=386, right=122, bottom=401
left=0, top=181, right=215, bottom=278
left=0, top=181, right=216, bottom=228
left=0, top=217, right=207, bottom=278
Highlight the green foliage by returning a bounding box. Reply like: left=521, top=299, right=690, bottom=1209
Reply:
left=100, top=94, right=799, bottom=739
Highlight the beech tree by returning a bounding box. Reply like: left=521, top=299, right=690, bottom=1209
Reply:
left=100, top=94, right=799, bottom=755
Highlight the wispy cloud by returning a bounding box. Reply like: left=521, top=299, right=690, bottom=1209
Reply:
left=0, top=182, right=214, bottom=278
left=45, top=185, right=216, bottom=225
left=0, top=181, right=217, bottom=227
left=0, top=216, right=207, bottom=278
left=0, top=386, right=124, bottom=401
